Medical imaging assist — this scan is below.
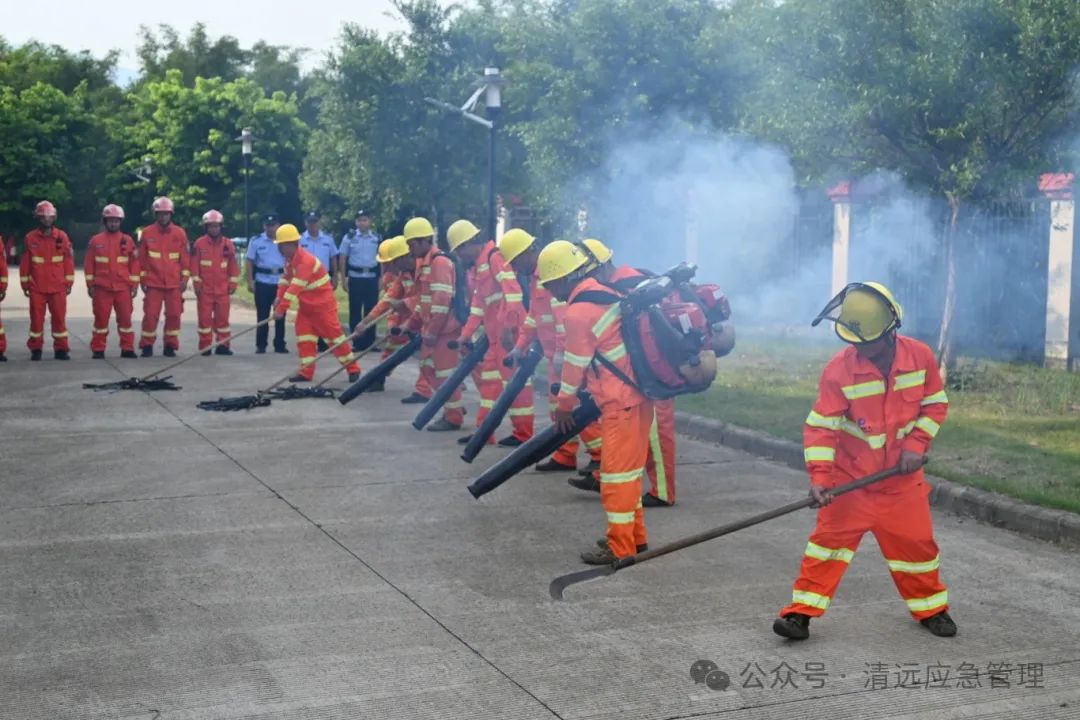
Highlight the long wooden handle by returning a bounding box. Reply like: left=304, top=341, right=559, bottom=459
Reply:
left=313, top=335, right=389, bottom=388
left=141, top=317, right=272, bottom=380
left=263, top=311, right=392, bottom=393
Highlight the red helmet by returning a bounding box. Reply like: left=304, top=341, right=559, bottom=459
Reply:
left=152, top=196, right=175, bottom=213
left=34, top=200, right=57, bottom=218
left=202, top=209, right=224, bottom=225
left=102, top=204, right=125, bottom=220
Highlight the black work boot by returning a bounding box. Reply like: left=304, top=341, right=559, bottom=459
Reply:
left=121, top=350, right=137, bottom=359
left=163, top=346, right=177, bottom=358
left=54, top=350, right=70, bottom=360
left=289, top=374, right=310, bottom=383
left=201, top=349, right=212, bottom=357
left=536, top=458, right=576, bottom=473
left=274, top=345, right=289, bottom=354
left=348, top=372, right=361, bottom=383
left=215, top=346, right=233, bottom=356
left=400, top=392, right=428, bottom=404
left=31, top=350, right=43, bottom=361
left=457, top=434, right=473, bottom=446
left=0, top=353, right=7, bottom=362
left=578, top=460, right=600, bottom=477
left=92, top=351, right=106, bottom=359
left=141, top=346, right=153, bottom=358
left=920, top=611, right=957, bottom=637
left=596, top=537, right=648, bottom=552
left=427, top=418, right=462, bottom=432
left=568, top=475, right=600, bottom=493
left=498, top=435, right=524, bottom=448
left=255, top=346, right=267, bottom=355
left=642, top=493, right=673, bottom=508
left=773, top=613, right=811, bottom=640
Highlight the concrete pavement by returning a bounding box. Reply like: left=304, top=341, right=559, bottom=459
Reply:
left=1, top=275, right=1079, bottom=719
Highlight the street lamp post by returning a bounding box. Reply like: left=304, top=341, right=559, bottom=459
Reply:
left=237, top=128, right=254, bottom=242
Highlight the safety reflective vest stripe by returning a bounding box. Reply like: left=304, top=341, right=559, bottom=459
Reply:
left=791, top=589, right=830, bottom=610
left=804, top=541, right=854, bottom=563
left=894, top=370, right=926, bottom=390
left=841, top=379, right=886, bottom=400
left=905, top=590, right=948, bottom=613
left=600, top=467, right=643, bottom=484
left=804, top=446, right=836, bottom=462
left=887, top=555, right=941, bottom=574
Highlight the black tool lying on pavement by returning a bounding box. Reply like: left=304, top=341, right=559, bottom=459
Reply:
left=197, top=393, right=272, bottom=411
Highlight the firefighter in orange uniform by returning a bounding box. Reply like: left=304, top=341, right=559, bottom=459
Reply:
left=773, top=282, right=955, bottom=641
left=86, top=204, right=140, bottom=359
left=20, top=201, right=74, bottom=360
left=403, top=217, right=465, bottom=430
left=0, top=234, right=8, bottom=361
left=541, top=240, right=652, bottom=565
left=139, top=196, right=190, bottom=357
left=190, top=210, right=239, bottom=355
left=448, top=219, right=531, bottom=446
left=396, top=232, right=434, bottom=404
left=273, top=223, right=361, bottom=382
left=498, top=228, right=580, bottom=472
left=354, top=235, right=415, bottom=391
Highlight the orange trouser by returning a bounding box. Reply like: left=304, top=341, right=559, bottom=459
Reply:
left=141, top=287, right=183, bottom=349
left=295, top=300, right=361, bottom=380
left=91, top=289, right=135, bottom=352
left=382, top=328, right=432, bottom=397
left=196, top=292, right=231, bottom=350
left=27, top=291, right=69, bottom=351
left=419, top=333, right=464, bottom=425
left=547, top=363, right=579, bottom=467
left=780, top=481, right=949, bottom=621
left=599, top=401, right=652, bottom=558
left=475, top=342, right=534, bottom=440
left=645, top=399, right=677, bottom=503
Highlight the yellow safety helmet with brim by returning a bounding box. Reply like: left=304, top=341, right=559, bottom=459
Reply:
left=377, top=235, right=409, bottom=263
left=498, top=228, right=536, bottom=264
left=403, top=217, right=435, bottom=241
left=581, top=238, right=613, bottom=264
left=812, top=281, right=903, bottom=344
left=273, top=223, right=301, bottom=244
left=446, top=219, right=481, bottom=251
left=537, top=240, right=590, bottom=286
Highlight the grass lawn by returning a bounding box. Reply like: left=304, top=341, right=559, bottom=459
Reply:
left=678, top=332, right=1080, bottom=514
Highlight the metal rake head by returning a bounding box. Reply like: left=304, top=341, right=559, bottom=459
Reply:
left=83, top=376, right=181, bottom=392
left=196, top=394, right=272, bottom=412
left=265, top=386, right=337, bottom=401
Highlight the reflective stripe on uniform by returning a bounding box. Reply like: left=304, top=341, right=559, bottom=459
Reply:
left=600, top=343, right=627, bottom=362
left=600, top=468, right=643, bottom=484
left=558, top=381, right=578, bottom=396
left=564, top=350, right=591, bottom=367
left=52, top=332, right=69, bottom=338
left=200, top=260, right=213, bottom=266
left=508, top=407, right=533, bottom=417
left=296, top=334, right=319, bottom=343
left=164, top=330, right=180, bottom=337
left=28, top=331, right=43, bottom=338
left=480, top=370, right=502, bottom=381
left=198, top=327, right=212, bottom=334
left=141, top=331, right=156, bottom=338
left=606, top=510, right=636, bottom=525
left=584, top=436, right=603, bottom=450
left=431, top=305, right=450, bottom=314
left=838, top=418, right=886, bottom=449
left=894, top=370, right=926, bottom=391
left=31, top=256, right=44, bottom=264
left=51, top=256, right=64, bottom=262
left=471, top=307, right=484, bottom=316
left=805, top=410, right=841, bottom=430
left=505, top=292, right=523, bottom=303
left=905, top=590, right=948, bottom=613
left=791, top=589, right=831, bottom=610
left=307, top=275, right=330, bottom=291
left=805, top=541, right=854, bottom=563
left=841, top=380, right=886, bottom=400
left=96, top=256, right=109, bottom=262
left=887, top=556, right=941, bottom=574
left=480, top=399, right=495, bottom=409
left=93, top=328, right=109, bottom=334
left=167, top=252, right=180, bottom=260
left=921, top=390, right=949, bottom=406
left=804, top=446, right=836, bottom=462
left=915, top=416, right=941, bottom=437
left=435, top=368, right=455, bottom=378
left=495, top=271, right=516, bottom=282
left=592, top=304, right=620, bottom=336
left=430, top=283, right=453, bottom=293
left=485, top=292, right=502, bottom=305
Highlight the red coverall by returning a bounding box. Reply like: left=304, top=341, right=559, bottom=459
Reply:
left=407, top=249, right=464, bottom=425
left=0, top=237, right=8, bottom=354
left=392, top=269, right=432, bottom=397
left=139, top=223, right=190, bottom=350
left=781, top=335, right=950, bottom=621
left=459, top=241, right=531, bottom=440
left=190, top=235, right=240, bottom=350
left=276, top=247, right=359, bottom=380
left=20, top=228, right=74, bottom=352
left=558, top=277, right=652, bottom=559
left=514, top=272, right=577, bottom=465
left=85, top=230, right=141, bottom=353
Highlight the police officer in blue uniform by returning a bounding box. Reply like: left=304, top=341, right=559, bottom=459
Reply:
left=245, top=213, right=289, bottom=354
left=300, top=211, right=341, bottom=351
left=337, top=209, right=381, bottom=351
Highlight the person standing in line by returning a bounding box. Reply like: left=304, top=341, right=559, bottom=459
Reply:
left=338, top=209, right=382, bottom=352
left=245, top=213, right=289, bottom=354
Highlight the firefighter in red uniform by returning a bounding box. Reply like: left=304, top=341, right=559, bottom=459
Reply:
left=191, top=210, right=239, bottom=355
left=448, top=219, right=530, bottom=447
left=0, top=234, right=8, bottom=361
left=20, top=201, right=74, bottom=360
left=773, top=282, right=956, bottom=641
left=273, top=224, right=361, bottom=382
left=86, top=204, right=140, bottom=358
left=353, top=235, right=415, bottom=391
left=139, top=196, right=190, bottom=357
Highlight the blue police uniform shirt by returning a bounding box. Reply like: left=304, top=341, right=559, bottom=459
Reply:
left=246, top=234, right=286, bottom=286
left=300, top=230, right=339, bottom=274
left=339, top=229, right=382, bottom=278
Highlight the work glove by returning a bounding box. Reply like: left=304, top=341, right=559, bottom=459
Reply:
left=503, top=347, right=521, bottom=368
left=808, top=485, right=833, bottom=508
left=87, top=287, right=95, bottom=298
left=898, top=450, right=925, bottom=474
left=390, top=326, right=403, bottom=336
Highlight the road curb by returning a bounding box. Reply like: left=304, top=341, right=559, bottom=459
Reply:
left=675, top=411, right=1080, bottom=547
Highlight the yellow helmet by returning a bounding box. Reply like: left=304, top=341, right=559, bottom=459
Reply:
left=377, top=235, right=409, bottom=263
left=498, top=228, right=536, bottom=264
left=818, top=281, right=904, bottom=344
left=446, top=219, right=481, bottom=250
left=403, top=217, right=435, bottom=241
left=538, top=240, right=590, bottom=286
left=581, top=238, right=613, bottom=264
left=273, top=223, right=301, bottom=244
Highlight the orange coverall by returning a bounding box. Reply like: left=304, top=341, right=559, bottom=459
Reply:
left=139, top=223, right=190, bottom=350
left=781, top=335, right=950, bottom=621
left=0, top=237, right=8, bottom=355
left=20, top=228, right=74, bottom=352
left=276, top=247, right=360, bottom=380
left=85, top=231, right=141, bottom=353
left=407, top=249, right=464, bottom=425
left=190, top=235, right=240, bottom=350
left=557, top=276, right=653, bottom=559
left=460, top=241, right=531, bottom=440
left=514, top=272, right=578, bottom=466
